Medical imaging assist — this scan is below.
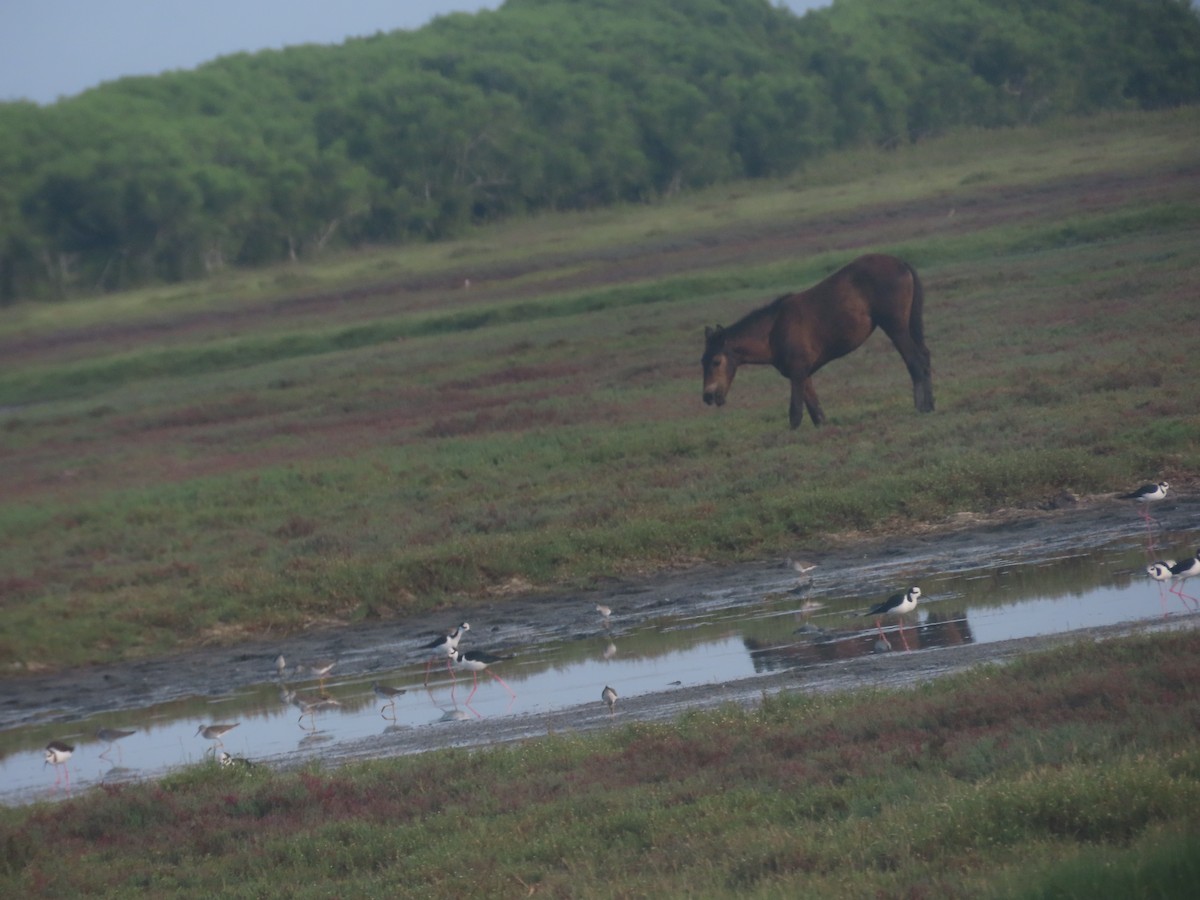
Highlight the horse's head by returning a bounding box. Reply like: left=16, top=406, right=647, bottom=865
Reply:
left=702, top=325, right=736, bottom=407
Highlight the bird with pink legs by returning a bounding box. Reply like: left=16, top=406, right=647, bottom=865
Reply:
left=861, top=587, right=921, bottom=651
left=449, top=647, right=516, bottom=704
left=44, top=741, right=74, bottom=791
left=1120, top=480, right=1169, bottom=556
left=421, top=623, right=470, bottom=687
left=1165, top=549, right=1200, bottom=611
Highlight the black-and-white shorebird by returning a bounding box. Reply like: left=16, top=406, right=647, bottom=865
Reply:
left=602, top=685, right=618, bottom=716
left=1147, top=559, right=1180, bottom=615
left=275, top=654, right=288, bottom=679
left=1167, top=550, right=1200, bottom=609
left=1121, top=480, right=1170, bottom=553
left=449, top=648, right=516, bottom=702
left=219, top=751, right=255, bottom=768
left=44, top=740, right=74, bottom=788
left=422, top=623, right=470, bottom=685
left=196, top=723, right=239, bottom=751
left=595, top=604, right=612, bottom=625
left=862, top=587, right=921, bottom=651
left=1146, top=561, right=1175, bottom=583
left=95, top=727, right=136, bottom=762
left=372, top=681, right=407, bottom=719
left=1120, top=480, right=1169, bottom=507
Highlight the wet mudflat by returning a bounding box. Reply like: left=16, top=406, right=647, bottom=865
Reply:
left=3, top=495, right=1197, bottom=806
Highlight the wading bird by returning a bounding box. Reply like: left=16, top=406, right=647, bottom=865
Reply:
left=95, top=727, right=136, bottom=763
left=372, top=681, right=407, bottom=719
left=305, top=660, right=336, bottom=691
left=1121, top=480, right=1170, bottom=553
left=1120, top=480, right=1169, bottom=511
left=294, top=695, right=340, bottom=731
left=1167, top=550, right=1200, bottom=609
left=44, top=741, right=74, bottom=789
left=219, top=751, right=255, bottom=768
left=862, top=587, right=921, bottom=651
left=196, top=723, right=239, bottom=752
left=602, top=686, right=618, bottom=716
left=422, top=623, right=470, bottom=685
left=787, top=558, right=818, bottom=593
left=449, top=648, right=516, bottom=703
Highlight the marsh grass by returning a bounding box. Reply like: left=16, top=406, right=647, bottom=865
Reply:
left=2, top=631, right=1198, bottom=897
left=2, top=109, right=1199, bottom=669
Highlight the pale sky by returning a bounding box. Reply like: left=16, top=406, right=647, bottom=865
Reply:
left=0, top=1, right=829, bottom=106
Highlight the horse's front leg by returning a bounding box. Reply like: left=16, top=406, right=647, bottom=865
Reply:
left=789, top=376, right=825, bottom=428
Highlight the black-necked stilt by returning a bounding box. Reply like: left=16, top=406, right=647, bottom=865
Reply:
left=1146, top=561, right=1175, bottom=583
left=1167, top=550, right=1200, bottom=609
left=95, top=727, right=135, bottom=762
left=44, top=740, right=74, bottom=788
left=449, top=648, right=516, bottom=702
left=1147, top=560, right=1179, bottom=616
left=372, top=681, right=407, bottom=719
left=275, top=654, right=288, bottom=678
left=196, top=723, right=239, bottom=751
left=602, top=685, right=618, bottom=716
left=863, top=587, right=921, bottom=651
left=218, top=751, right=256, bottom=768
left=423, top=623, right=470, bottom=685
left=1122, top=480, right=1169, bottom=554
left=1122, top=480, right=1168, bottom=531
left=1121, top=480, right=1169, bottom=506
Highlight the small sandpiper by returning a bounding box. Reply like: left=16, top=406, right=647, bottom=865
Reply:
left=196, top=723, right=239, bottom=751
left=305, top=660, right=336, bottom=690
left=294, top=695, right=340, bottom=730
left=372, top=681, right=407, bottom=719
left=96, top=727, right=136, bottom=762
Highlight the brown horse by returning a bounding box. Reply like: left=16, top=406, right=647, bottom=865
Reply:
left=701, top=254, right=934, bottom=429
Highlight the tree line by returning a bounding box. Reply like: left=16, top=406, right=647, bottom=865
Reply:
left=2, top=0, right=1198, bottom=304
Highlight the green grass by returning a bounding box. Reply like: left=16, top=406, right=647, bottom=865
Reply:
left=2, top=107, right=1200, bottom=670
left=2, top=630, right=1198, bottom=897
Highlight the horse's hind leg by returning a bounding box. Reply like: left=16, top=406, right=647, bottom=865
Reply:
left=881, top=325, right=934, bottom=413
left=790, top=376, right=825, bottom=428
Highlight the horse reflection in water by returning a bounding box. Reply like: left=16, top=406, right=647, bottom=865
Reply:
left=701, top=254, right=934, bottom=429
left=744, top=611, right=974, bottom=674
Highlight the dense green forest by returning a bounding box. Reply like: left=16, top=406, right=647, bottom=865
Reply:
left=1, top=0, right=1198, bottom=303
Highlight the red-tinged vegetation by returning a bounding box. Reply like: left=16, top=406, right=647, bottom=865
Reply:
left=10, top=631, right=1197, bottom=897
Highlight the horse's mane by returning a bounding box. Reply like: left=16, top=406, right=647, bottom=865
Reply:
left=729, top=294, right=787, bottom=332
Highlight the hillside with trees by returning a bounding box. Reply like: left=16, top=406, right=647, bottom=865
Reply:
left=1, top=0, right=1198, bottom=303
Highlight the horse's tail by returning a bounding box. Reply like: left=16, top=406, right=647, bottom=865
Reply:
left=906, top=262, right=926, bottom=347
left=904, top=261, right=935, bottom=413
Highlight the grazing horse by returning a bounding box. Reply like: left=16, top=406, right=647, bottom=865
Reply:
left=701, top=254, right=934, bottom=429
